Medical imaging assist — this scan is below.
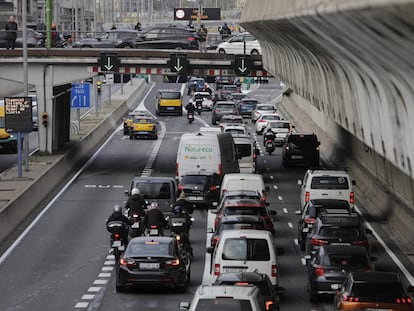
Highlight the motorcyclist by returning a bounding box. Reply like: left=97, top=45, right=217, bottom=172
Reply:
left=185, top=102, right=195, bottom=114
left=264, top=128, right=276, bottom=144
left=170, top=205, right=192, bottom=234
left=125, top=187, right=146, bottom=217
left=106, top=205, right=132, bottom=245
left=173, top=192, right=194, bottom=215
left=142, top=202, right=168, bottom=235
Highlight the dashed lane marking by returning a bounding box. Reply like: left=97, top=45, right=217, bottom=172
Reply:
left=278, top=196, right=283, bottom=201
left=269, top=175, right=274, bottom=180
left=273, top=185, right=278, bottom=190
left=294, top=239, right=298, bottom=245
left=98, top=273, right=111, bottom=278
left=101, top=266, right=113, bottom=272
left=87, top=287, right=102, bottom=293
left=93, top=279, right=108, bottom=285
left=288, top=222, right=293, bottom=228
left=283, top=208, right=288, bottom=214
left=81, top=295, right=95, bottom=300
left=74, top=302, right=89, bottom=309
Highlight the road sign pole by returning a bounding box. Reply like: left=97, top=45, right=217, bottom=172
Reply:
left=17, top=132, right=22, bottom=178
left=108, top=85, right=112, bottom=106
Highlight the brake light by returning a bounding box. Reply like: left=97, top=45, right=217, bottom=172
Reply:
left=397, top=297, right=412, bottom=304
left=212, top=236, right=219, bottom=246
left=210, top=185, right=217, bottom=191
left=215, top=109, right=220, bottom=112
left=176, top=163, right=179, bottom=177
left=120, top=258, right=128, bottom=266
left=235, top=282, right=249, bottom=286
left=114, top=233, right=120, bottom=239
left=150, top=225, right=158, bottom=229
left=178, top=184, right=184, bottom=191
left=304, top=217, right=316, bottom=224
left=214, top=264, right=220, bottom=276
left=352, top=240, right=368, bottom=247
left=265, top=301, right=274, bottom=311
left=218, top=164, right=223, bottom=177
left=350, top=191, right=354, bottom=204
left=311, top=238, right=328, bottom=246
left=166, top=258, right=180, bottom=266
left=305, top=191, right=310, bottom=203
left=314, top=265, right=325, bottom=276
left=187, top=37, right=195, bottom=41
left=258, top=119, right=266, bottom=122
left=271, top=264, right=278, bottom=277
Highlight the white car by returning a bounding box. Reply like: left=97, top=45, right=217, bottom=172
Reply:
left=222, top=124, right=248, bottom=136
left=189, top=92, right=213, bottom=110
left=255, top=113, right=281, bottom=134
left=263, top=120, right=293, bottom=145
left=251, top=104, right=277, bottom=123
left=299, top=169, right=356, bottom=208
left=216, top=32, right=262, bottom=55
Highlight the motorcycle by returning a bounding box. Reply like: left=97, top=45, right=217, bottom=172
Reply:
left=169, top=214, right=194, bottom=257
left=265, top=138, right=275, bottom=155
left=187, top=111, right=194, bottom=124
left=129, top=213, right=142, bottom=238
left=106, top=221, right=128, bottom=262
left=195, top=99, right=203, bottom=115
left=144, top=225, right=163, bottom=236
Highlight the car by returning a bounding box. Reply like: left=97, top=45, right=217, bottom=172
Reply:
left=233, top=135, right=259, bottom=174
left=115, top=236, right=191, bottom=292
left=214, top=272, right=281, bottom=311
left=263, top=120, right=293, bottom=146
left=218, top=114, right=245, bottom=129
left=128, top=116, right=158, bottom=140
left=71, top=29, right=140, bottom=48
left=282, top=133, right=320, bottom=167
left=299, top=169, right=356, bottom=208
left=216, top=190, right=263, bottom=209
left=187, top=77, right=206, bottom=95
left=209, top=215, right=268, bottom=247
left=134, top=26, right=199, bottom=50
left=222, top=124, right=249, bottom=136
left=229, top=92, right=247, bottom=104
left=216, top=32, right=262, bottom=55
left=238, top=98, right=259, bottom=118
left=220, top=84, right=240, bottom=100
left=155, top=89, right=183, bottom=116
left=220, top=173, right=267, bottom=201
left=0, top=28, right=42, bottom=48
left=215, top=76, right=235, bottom=90
left=123, top=110, right=153, bottom=135
left=305, top=213, right=372, bottom=255
left=188, top=91, right=213, bottom=110
left=251, top=104, right=277, bottom=123
left=333, top=271, right=414, bottom=310
left=255, top=113, right=282, bottom=134
left=211, top=101, right=239, bottom=125
left=295, top=199, right=354, bottom=250
left=305, top=245, right=376, bottom=302
left=177, top=172, right=221, bottom=207
left=212, top=199, right=276, bottom=234
left=179, top=285, right=269, bottom=311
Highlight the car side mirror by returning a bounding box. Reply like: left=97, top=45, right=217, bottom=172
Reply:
left=179, top=301, right=190, bottom=310
left=265, top=202, right=270, bottom=206
left=331, top=284, right=342, bottom=291
left=302, top=227, right=310, bottom=233
left=210, top=209, right=218, bottom=214
left=207, top=228, right=214, bottom=233
left=317, top=141, right=321, bottom=146
left=407, top=285, right=414, bottom=293
left=270, top=210, right=277, bottom=216
left=206, top=246, right=214, bottom=254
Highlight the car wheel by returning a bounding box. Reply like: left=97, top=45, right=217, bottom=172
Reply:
left=309, top=291, right=319, bottom=303
left=153, top=134, right=158, bottom=140
left=129, top=134, right=134, bottom=140
left=251, top=49, right=259, bottom=56
left=218, top=48, right=225, bottom=54
left=81, top=45, right=93, bottom=48
left=116, top=283, right=126, bottom=293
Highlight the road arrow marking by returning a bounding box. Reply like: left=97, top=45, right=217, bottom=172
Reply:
left=238, top=58, right=248, bottom=73
left=174, top=58, right=183, bottom=72
left=104, top=57, right=114, bottom=71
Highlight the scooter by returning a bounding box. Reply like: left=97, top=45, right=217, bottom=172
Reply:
left=187, top=111, right=194, bottom=124
left=169, top=214, right=194, bottom=257
left=129, top=213, right=142, bottom=238
left=144, top=225, right=163, bottom=236
left=195, top=99, right=203, bottom=115
left=106, top=221, right=128, bottom=262
left=265, top=139, right=275, bottom=155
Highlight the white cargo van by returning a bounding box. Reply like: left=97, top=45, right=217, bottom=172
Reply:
left=220, top=173, right=266, bottom=200
left=176, top=132, right=239, bottom=182
left=233, top=135, right=258, bottom=174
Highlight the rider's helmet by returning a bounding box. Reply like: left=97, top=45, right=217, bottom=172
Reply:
left=150, top=202, right=158, bottom=209
left=131, top=187, right=140, bottom=196
left=113, top=204, right=122, bottom=213
left=173, top=205, right=183, bottom=215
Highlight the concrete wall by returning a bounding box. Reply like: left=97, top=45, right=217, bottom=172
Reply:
left=240, top=0, right=414, bottom=213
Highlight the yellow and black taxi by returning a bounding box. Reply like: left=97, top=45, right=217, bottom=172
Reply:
left=123, top=110, right=152, bottom=135
left=129, top=116, right=158, bottom=140
left=155, top=90, right=182, bottom=116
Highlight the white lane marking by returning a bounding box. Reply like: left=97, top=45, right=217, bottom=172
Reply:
left=202, top=210, right=216, bottom=285
left=269, top=175, right=274, bottom=180
left=106, top=255, right=115, bottom=260
left=81, top=294, right=95, bottom=300
left=283, top=208, right=288, bottom=214
left=288, top=222, right=293, bottom=228
left=273, top=185, right=278, bottom=190
left=301, top=258, right=307, bottom=266
left=98, top=273, right=111, bottom=278
left=112, top=185, right=124, bottom=189
left=87, top=287, right=102, bottom=293
left=101, top=266, right=113, bottom=272
left=93, top=279, right=108, bottom=285
left=140, top=121, right=166, bottom=177
left=355, top=205, right=414, bottom=285
left=294, top=239, right=298, bottom=245
left=74, top=302, right=89, bottom=309
left=84, top=185, right=96, bottom=188
left=278, top=196, right=283, bottom=201
left=104, top=260, right=115, bottom=266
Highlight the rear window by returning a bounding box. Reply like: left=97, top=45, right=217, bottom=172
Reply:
left=322, top=254, right=368, bottom=267
left=127, top=241, right=172, bottom=257
left=225, top=128, right=246, bottom=135
left=319, top=225, right=362, bottom=237
left=182, top=175, right=208, bottom=184
left=134, top=182, right=171, bottom=199
left=350, top=282, right=405, bottom=302
left=225, top=207, right=266, bottom=217
left=262, top=115, right=280, bottom=121
left=223, top=86, right=238, bottom=91
left=195, top=299, right=252, bottom=311
left=288, top=135, right=317, bottom=147
left=222, top=238, right=270, bottom=261
left=235, top=143, right=252, bottom=157
left=257, top=105, right=275, bottom=111
left=160, top=92, right=180, bottom=99
left=269, top=122, right=290, bottom=129
left=217, top=104, right=236, bottom=110
left=219, top=222, right=264, bottom=232
left=311, top=176, right=349, bottom=190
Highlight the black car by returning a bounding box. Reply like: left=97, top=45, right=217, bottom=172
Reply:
left=238, top=98, right=259, bottom=117
left=305, top=245, right=376, bottom=302
left=209, top=215, right=267, bottom=247
left=295, top=199, right=354, bottom=251
left=135, top=26, right=199, bottom=50
left=178, top=172, right=221, bottom=207
left=305, top=213, right=372, bottom=255
left=282, top=133, right=320, bottom=167
left=214, top=272, right=281, bottom=311
left=71, top=29, right=140, bottom=48
left=115, top=236, right=191, bottom=292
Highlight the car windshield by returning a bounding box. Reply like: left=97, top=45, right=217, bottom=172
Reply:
left=322, top=254, right=368, bottom=267
left=269, top=122, right=290, bottom=129
left=262, top=115, right=280, bottom=121
left=257, top=105, right=274, bottom=111
left=127, top=240, right=173, bottom=257
left=134, top=182, right=171, bottom=199
left=161, top=92, right=180, bottom=99
left=311, top=176, right=349, bottom=189
left=195, top=299, right=252, bottom=311
left=319, top=225, right=362, bottom=237
left=222, top=238, right=270, bottom=261
left=182, top=175, right=208, bottom=184
left=350, top=282, right=405, bottom=302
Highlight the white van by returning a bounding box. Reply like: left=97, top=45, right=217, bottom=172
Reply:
left=208, top=229, right=279, bottom=288
left=220, top=173, right=266, bottom=200
left=176, top=132, right=239, bottom=182
left=233, top=135, right=258, bottom=174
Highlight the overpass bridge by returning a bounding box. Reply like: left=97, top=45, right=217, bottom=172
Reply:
left=241, top=0, right=414, bottom=255
left=0, top=49, right=267, bottom=154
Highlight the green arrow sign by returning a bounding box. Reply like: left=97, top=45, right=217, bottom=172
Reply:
left=170, top=54, right=187, bottom=74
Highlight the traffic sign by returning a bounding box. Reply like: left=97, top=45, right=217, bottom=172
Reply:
left=71, top=83, right=91, bottom=108
left=4, top=97, right=33, bottom=132
left=234, top=55, right=252, bottom=76
left=173, top=8, right=221, bottom=20
left=169, top=54, right=188, bottom=74
left=99, top=53, right=119, bottom=72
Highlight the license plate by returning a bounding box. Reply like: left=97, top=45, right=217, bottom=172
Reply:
left=139, top=262, right=160, bottom=270
left=266, top=143, right=273, bottom=147
left=291, top=155, right=303, bottom=159
left=224, top=267, right=247, bottom=273
left=167, top=107, right=175, bottom=110
left=131, top=222, right=140, bottom=229
left=138, top=131, right=148, bottom=134
left=172, top=222, right=185, bottom=227
left=188, top=196, right=203, bottom=201
left=112, top=240, right=122, bottom=247
left=331, top=243, right=350, bottom=246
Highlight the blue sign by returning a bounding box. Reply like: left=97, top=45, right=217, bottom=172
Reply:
left=70, top=82, right=90, bottom=108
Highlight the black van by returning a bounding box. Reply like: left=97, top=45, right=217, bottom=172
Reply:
left=282, top=133, right=320, bottom=167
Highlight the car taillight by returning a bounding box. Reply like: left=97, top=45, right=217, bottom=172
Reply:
left=314, top=265, right=325, bottom=276
left=178, top=184, right=184, bottom=191
left=352, top=240, right=368, bottom=247
left=311, top=238, right=328, bottom=246
left=218, top=164, right=223, bottom=177
left=114, top=233, right=120, bottom=239
left=150, top=225, right=158, bottom=229
left=214, top=263, right=220, bottom=276
left=304, top=217, right=316, bottom=224
left=271, top=264, right=278, bottom=277
left=187, top=37, right=195, bottom=41
left=212, top=236, right=219, bottom=246
left=176, top=163, right=179, bottom=177
left=350, top=191, right=354, bottom=204
left=166, top=258, right=180, bottom=266
left=265, top=301, right=274, bottom=311
left=210, top=185, right=217, bottom=191
left=343, top=296, right=359, bottom=302
left=259, top=119, right=266, bottom=122
left=215, top=109, right=220, bottom=112
left=305, top=191, right=310, bottom=202
left=397, top=297, right=412, bottom=304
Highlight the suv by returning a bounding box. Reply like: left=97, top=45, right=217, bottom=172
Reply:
left=135, top=26, right=199, bottom=50
left=71, top=29, right=140, bottom=48
left=282, top=133, right=320, bottom=167
left=299, top=169, right=356, bottom=208
left=179, top=285, right=269, bottom=311
left=178, top=172, right=221, bottom=207
left=216, top=32, right=262, bottom=55
left=238, top=98, right=259, bottom=117
left=220, top=85, right=240, bottom=100
left=211, top=101, right=238, bottom=125
left=295, top=199, right=354, bottom=250
left=215, top=76, right=235, bottom=90
left=334, top=272, right=414, bottom=310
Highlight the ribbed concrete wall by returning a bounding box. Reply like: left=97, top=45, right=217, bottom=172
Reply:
left=240, top=1, right=414, bottom=211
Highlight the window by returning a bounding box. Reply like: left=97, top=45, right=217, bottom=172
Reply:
left=160, top=92, right=180, bottom=99
left=351, top=282, right=404, bottom=302
left=322, top=254, right=368, bottom=267
left=195, top=299, right=253, bottom=311
left=235, top=143, right=252, bottom=157
left=128, top=241, right=172, bottom=256
left=134, top=182, right=171, bottom=199
left=222, top=238, right=270, bottom=261
left=182, top=175, right=207, bottom=184
left=320, top=225, right=362, bottom=237
left=311, top=176, right=349, bottom=189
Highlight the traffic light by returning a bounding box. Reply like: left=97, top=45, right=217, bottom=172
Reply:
left=41, top=112, right=48, bottom=127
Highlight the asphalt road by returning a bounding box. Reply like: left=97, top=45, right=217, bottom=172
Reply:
left=0, top=79, right=413, bottom=311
